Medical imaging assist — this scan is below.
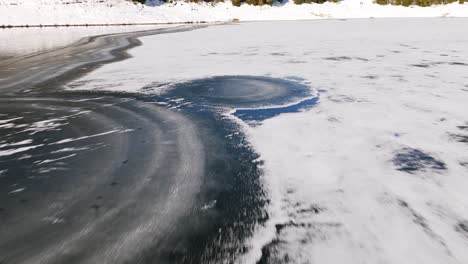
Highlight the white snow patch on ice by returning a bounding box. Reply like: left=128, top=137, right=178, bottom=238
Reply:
left=0, top=144, right=44, bottom=157
left=22, top=118, right=68, bottom=135
left=0, top=139, right=33, bottom=149
left=36, top=153, right=77, bottom=165
left=51, top=147, right=90, bottom=153
left=51, top=129, right=132, bottom=144
left=8, top=187, right=25, bottom=194
left=0, top=117, right=23, bottom=124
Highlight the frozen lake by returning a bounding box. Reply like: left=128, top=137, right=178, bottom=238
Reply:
left=1, top=18, right=468, bottom=264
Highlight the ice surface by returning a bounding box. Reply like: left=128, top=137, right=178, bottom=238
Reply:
left=67, top=19, right=468, bottom=263
left=0, top=0, right=468, bottom=26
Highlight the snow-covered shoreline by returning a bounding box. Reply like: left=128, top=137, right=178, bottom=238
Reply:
left=1, top=0, right=468, bottom=27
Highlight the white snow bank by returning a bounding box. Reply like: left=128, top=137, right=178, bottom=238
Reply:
left=68, top=19, right=468, bottom=264
left=0, top=0, right=467, bottom=26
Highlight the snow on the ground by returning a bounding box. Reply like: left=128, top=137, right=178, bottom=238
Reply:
left=0, top=0, right=467, bottom=26
left=67, top=19, right=468, bottom=263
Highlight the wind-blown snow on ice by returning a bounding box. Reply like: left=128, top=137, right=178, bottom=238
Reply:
left=69, top=19, right=468, bottom=263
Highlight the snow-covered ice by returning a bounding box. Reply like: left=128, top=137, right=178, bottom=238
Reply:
left=0, top=0, right=468, bottom=26
left=68, top=19, right=468, bottom=263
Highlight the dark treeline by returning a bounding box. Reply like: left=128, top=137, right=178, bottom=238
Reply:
left=132, top=0, right=464, bottom=6
left=131, top=0, right=338, bottom=6
left=376, top=0, right=463, bottom=6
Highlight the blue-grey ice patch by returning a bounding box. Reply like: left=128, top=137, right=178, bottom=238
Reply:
left=393, top=148, right=446, bottom=173
left=163, top=76, right=318, bottom=123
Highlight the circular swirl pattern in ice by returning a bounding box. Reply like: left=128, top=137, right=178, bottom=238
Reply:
left=168, top=76, right=312, bottom=107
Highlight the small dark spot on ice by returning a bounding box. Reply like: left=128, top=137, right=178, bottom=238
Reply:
left=122, top=160, right=128, bottom=164
left=90, top=204, right=100, bottom=210
left=328, top=95, right=356, bottom=103
left=391, top=50, right=402, bottom=53
left=355, top=57, right=370, bottom=61
left=110, top=181, right=118, bottom=186
left=20, top=199, right=28, bottom=203
left=398, top=199, right=409, bottom=207
left=460, top=162, right=468, bottom=167
left=456, top=221, right=468, bottom=238
left=429, top=61, right=445, bottom=66
left=270, top=52, right=287, bottom=56
left=324, top=56, right=352, bottom=61
left=362, top=75, right=379, bottom=79
left=274, top=220, right=322, bottom=234
left=411, top=63, right=430, bottom=68
left=253, top=159, right=265, bottom=166
left=275, top=223, right=287, bottom=234
left=457, top=125, right=468, bottom=131
left=222, top=52, right=240, bottom=56
left=449, top=62, right=468, bottom=66
left=390, top=74, right=404, bottom=78
left=287, top=60, right=306, bottom=64
left=286, top=188, right=294, bottom=194
left=440, top=54, right=449, bottom=57
left=393, top=148, right=446, bottom=173
left=439, top=117, right=446, bottom=122
left=297, top=204, right=324, bottom=214
left=96, top=195, right=103, bottom=200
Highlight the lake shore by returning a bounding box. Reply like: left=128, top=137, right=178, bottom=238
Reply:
left=1, top=0, right=468, bottom=27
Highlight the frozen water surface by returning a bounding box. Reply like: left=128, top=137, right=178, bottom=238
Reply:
left=15, top=18, right=468, bottom=263
left=66, top=18, right=468, bottom=264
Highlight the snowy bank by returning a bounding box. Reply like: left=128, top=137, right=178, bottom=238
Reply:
left=0, top=0, right=468, bottom=26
